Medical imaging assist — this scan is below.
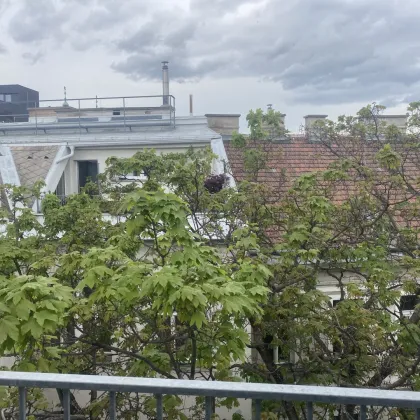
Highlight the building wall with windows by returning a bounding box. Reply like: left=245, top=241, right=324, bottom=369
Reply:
left=0, top=84, right=39, bottom=122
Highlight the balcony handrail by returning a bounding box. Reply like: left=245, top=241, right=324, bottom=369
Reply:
left=1, top=371, right=420, bottom=420
left=0, top=94, right=177, bottom=135
left=0, top=371, right=418, bottom=406
left=1, top=94, right=175, bottom=107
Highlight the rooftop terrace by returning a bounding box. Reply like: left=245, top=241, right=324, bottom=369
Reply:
left=0, top=95, right=176, bottom=136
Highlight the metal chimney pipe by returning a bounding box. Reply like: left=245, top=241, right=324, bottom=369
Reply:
left=189, top=94, right=193, bottom=116
left=162, top=61, right=169, bottom=106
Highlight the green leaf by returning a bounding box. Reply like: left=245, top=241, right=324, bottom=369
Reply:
left=15, top=300, right=36, bottom=320
left=34, top=311, right=58, bottom=327
left=45, top=346, right=61, bottom=358
left=0, top=328, right=7, bottom=345
left=0, top=316, right=19, bottom=341
left=21, top=318, right=44, bottom=339
left=190, top=311, right=206, bottom=329
left=37, top=358, right=50, bottom=372
left=18, top=362, right=36, bottom=372
left=0, top=303, right=10, bottom=314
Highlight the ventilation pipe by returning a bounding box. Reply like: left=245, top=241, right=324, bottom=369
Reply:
left=189, top=94, right=193, bottom=116
left=162, top=61, right=169, bottom=106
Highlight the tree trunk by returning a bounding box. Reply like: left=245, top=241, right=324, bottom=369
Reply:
left=89, top=349, right=97, bottom=420
left=56, top=389, right=82, bottom=415
left=251, top=321, right=299, bottom=420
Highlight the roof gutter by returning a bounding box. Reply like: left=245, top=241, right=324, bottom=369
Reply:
left=56, top=145, right=74, bottom=163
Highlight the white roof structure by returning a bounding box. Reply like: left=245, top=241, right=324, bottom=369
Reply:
left=0, top=100, right=232, bottom=213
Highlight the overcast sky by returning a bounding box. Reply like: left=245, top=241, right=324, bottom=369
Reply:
left=0, top=0, right=418, bottom=131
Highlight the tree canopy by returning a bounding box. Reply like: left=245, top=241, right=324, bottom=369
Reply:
left=2, top=103, right=420, bottom=419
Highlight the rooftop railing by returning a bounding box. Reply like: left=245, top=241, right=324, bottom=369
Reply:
left=1, top=371, right=420, bottom=420
left=0, top=95, right=176, bottom=136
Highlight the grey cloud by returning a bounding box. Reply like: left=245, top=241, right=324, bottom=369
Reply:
left=190, top=0, right=250, bottom=16
left=0, top=0, right=9, bottom=12
left=76, top=0, right=147, bottom=32
left=22, top=51, right=44, bottom=65
left=118, top=23, right=160, bottom=53
left=8, top=0, right=65, bottom=43
left=112, top=0, right=420, bottom=104
left=113, top=53, right=230, bottom=82
left=7, top=0, right=146, bottom=46
left=7, top=0, right=420, bottom=106
left=117, top=15, right=197, bottom=52
left=0, top=44, right=6, bottom=54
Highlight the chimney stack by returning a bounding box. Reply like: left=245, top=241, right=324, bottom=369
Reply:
left=304, top=115, right=328, bottom=130
left=377, top=114, right=408, bottom=132
left=162, top=61, right=169, bottom=106
left=265, top=104, right=285, bottom=126
left=304, top=115, right=328, bottom=140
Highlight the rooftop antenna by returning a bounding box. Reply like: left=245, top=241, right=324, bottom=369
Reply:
left=96, top=95, right=98, bottom=108
left=63, top=86, right=69, bottom=107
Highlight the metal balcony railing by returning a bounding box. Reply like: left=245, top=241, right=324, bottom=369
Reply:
left=1, top=371, right=420, bottom=420
left=0, top=95, right=176, bottom=136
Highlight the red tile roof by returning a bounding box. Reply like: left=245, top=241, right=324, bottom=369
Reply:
left=224, top=135, right=420, bottom=236
left=224, top=136, right=337, bottom=195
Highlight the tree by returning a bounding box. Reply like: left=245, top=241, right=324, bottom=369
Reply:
left=3, top=103, right=420, bottom=420
left=0, top=148, right=268, bottom=419
left=228, top=105, right=420, bottom=419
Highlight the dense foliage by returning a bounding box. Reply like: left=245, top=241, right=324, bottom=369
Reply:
left=2, top=103, right=420, bottom=419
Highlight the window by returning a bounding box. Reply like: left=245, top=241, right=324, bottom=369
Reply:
left=118, top=170, right=145, bottom=181
left=400, top=295, right=418, bottom=317
left=55, top=173, right=65, bottom=197
left=78, top=161, right=98, bottom=191
left=0, top=94, right=12, bottom=102
left=112, top=110, right=120, bottom=115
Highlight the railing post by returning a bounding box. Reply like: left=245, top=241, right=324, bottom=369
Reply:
left=123, top=97, right=126, bottom=130
left=109, top=391, right=116, bottom=420
left=173, top=96, right=176, bottom=128
left=306, top=401, right=313, bottom=420
left=156, top=394, right=163, bottom=420
left=254, top=399, right=262, bottom=420
left=18, top=387, right=26, bottom=420
left=78, top=99, right=81, bottom=135
left=360, top=405, right=366, bottom=420
left=63, top=389, right=70, bottom=420
left=205, top=396, right=212, bottom=420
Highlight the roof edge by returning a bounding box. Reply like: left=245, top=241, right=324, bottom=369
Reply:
left=205, top=114, right=241, bottom=117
